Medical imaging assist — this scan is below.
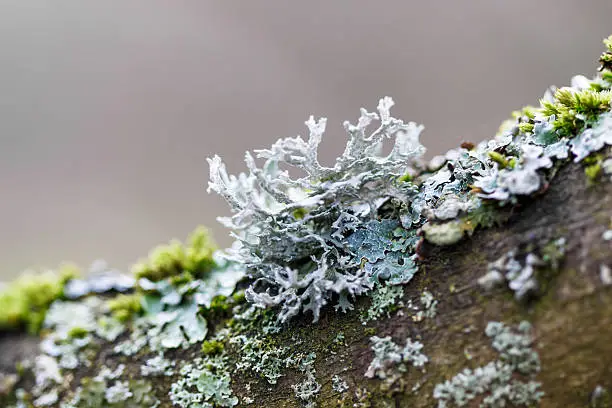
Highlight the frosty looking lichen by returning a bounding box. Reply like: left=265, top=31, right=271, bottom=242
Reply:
left=208, top=97, right=426, bottom=322
left=208, top=44, right=612, bottom=323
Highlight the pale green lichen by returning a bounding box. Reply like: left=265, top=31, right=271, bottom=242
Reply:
left=414, top=290, right=438, bottom=322
left=229, top=333, right=289, bottom=385
left=421, top=220, right=466, bottom=246
left=62, top=364, right=160, bottom=407
left=169, top=355, right=238, bottom=408
left=40, top=298, right=103, bottom=369
left=361, top=284, right=404, bottom=323
left=332, top=375, right=349, bottom=393
left=290, top=353, right=321, bottom=408
left=141, top=354, right=175, bottom=377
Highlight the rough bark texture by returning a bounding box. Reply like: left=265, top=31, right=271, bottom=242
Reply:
left=2, top=152, right=612, bottom=407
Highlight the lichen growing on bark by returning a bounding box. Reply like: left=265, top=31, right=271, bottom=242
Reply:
left=1, top=35, right=612, bottom=408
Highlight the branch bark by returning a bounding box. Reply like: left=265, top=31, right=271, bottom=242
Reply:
left=1, top=153, right=612, bottom=407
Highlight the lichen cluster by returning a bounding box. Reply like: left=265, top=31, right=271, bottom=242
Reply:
left=478, top=237, right=567, bottom=300
left=364, top=335, right=428, bottom=382
left=433, top=321, right=543, bottom=407
left=208, top=97, right=424, bottom=323
left=1, top=35, right=612, bottom=408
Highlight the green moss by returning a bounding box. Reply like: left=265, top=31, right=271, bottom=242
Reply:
left=462, top=203, right=508, bottom=234
left=131, top=226, right=217, bottom=282
left=495, top=37, right=612, bottom=140
left=600, top=35, right=612, bottom=72
left=585, top=162, right=603, bottom=184
left=487, top=151, right=511, bottom=169
left=398, top=172, right=413, bottom=183
left=67, top=326, right=89, bottom=339
left=292, top=207, right=307, bottom=220
left=584, top=153, right=605, bottom=185
left=541, top=88, right=612, bottom=136
left=201, top=340, right=225, bottom=356
left=106, top=293, right=143, bottom=323
left=232, top=291, right=246, bottom=304
left=210, top=295, right=230, bottom=312
left=200, top=294, right=241, bottom=321
left=0, top=263, right=80, bottom=334
left=364, top=327, right=377, bottom=336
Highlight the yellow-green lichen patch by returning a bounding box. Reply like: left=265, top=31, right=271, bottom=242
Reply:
left=131, top=226, right=217, bottom=282
left=0, top=263, right=80, bottom=334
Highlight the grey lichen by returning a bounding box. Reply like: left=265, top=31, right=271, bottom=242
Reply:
left=433, top=321, right=542, bottom=407
left=332, top=375, right=349, bottom=393
left=208, top=97, right=426, bottom=323
left=62, top=364, right=160, bottom=408
left=364, top=335, right=428, bottom=384
left=290, top=353, right=321, bottom=408
left=414, top=290, right=438, bottom=322
left=169, top=355, right=238, bottom=408
left=141, top=354, right=175, bottom=377
left=478, top=237, right=566, bottom=300
left=230, top=333, right=289, bottom=385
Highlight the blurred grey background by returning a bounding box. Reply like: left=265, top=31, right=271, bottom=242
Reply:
left=1, top=0, right=611, bottom=279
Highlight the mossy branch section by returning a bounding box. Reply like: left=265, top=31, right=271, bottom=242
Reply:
left=1, top=156, right=612, bottom=407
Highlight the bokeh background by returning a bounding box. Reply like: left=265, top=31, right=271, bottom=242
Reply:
left=1, top=0, right=611, bottom=279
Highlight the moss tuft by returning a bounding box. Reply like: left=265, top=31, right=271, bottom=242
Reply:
left=600, top=35, right=612, bottom=72
left=201, top=340, right=225, bottom=356
left=541, top=88, right=612, bottom=136
left=106, top=293, right=143, bottom=322
left=131, top=226, right=217, bottom=282
left=67, top=326, right=89, bottom=339
left=0, top=263, right=80, bottom=334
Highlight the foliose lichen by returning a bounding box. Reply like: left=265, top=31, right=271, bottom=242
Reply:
left=169, top=354, right=238, bottom=408
left=361, top=284, right=404, bottom=323
left=208, top=97, right=426, bottom=323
